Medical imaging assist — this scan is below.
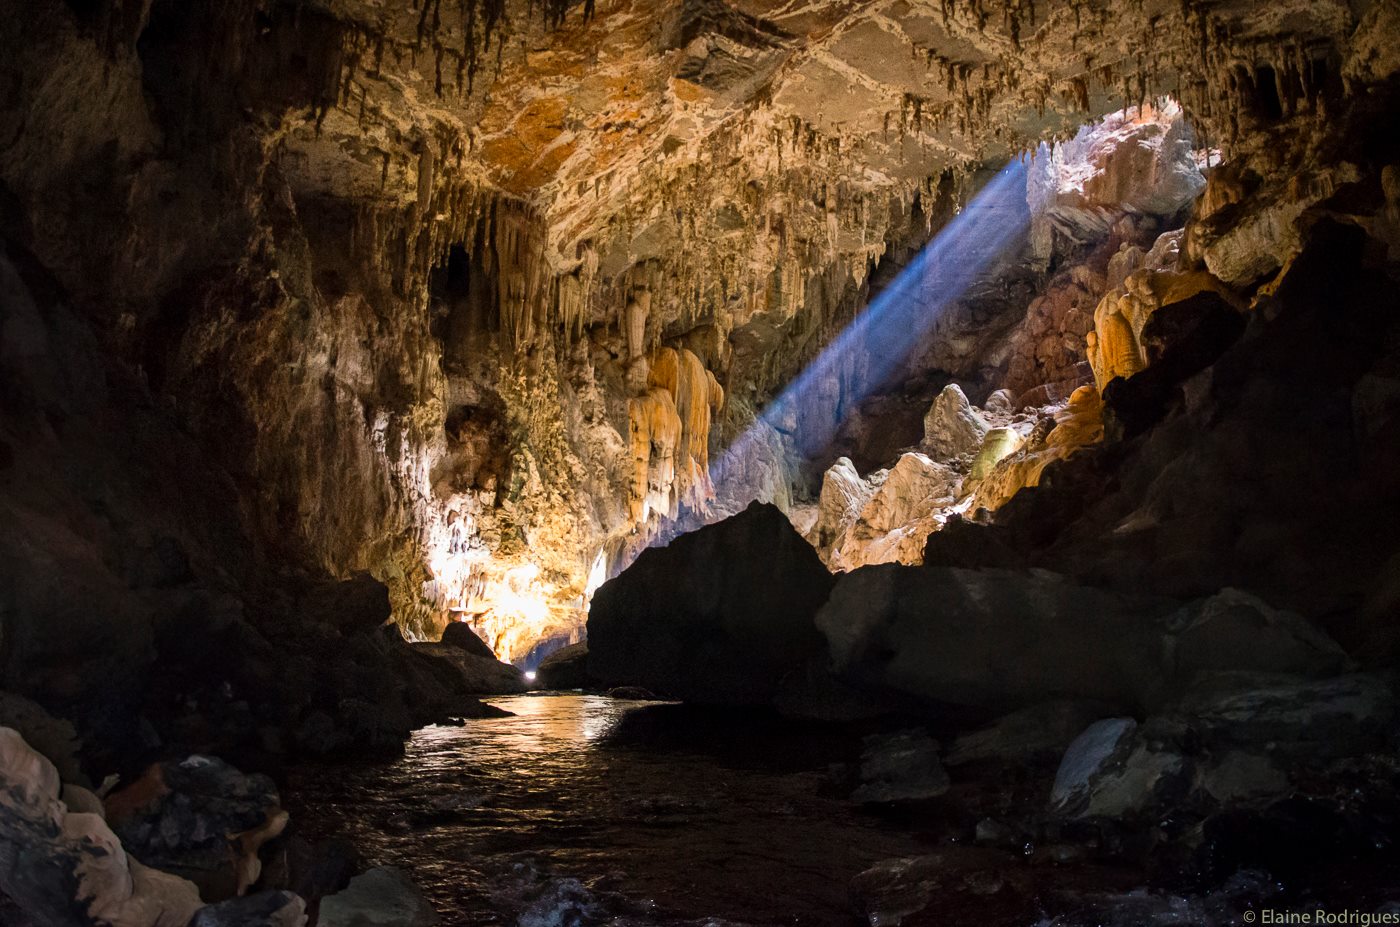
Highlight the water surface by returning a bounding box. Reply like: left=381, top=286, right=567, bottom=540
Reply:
left=286, top=693, right=933, bottom=925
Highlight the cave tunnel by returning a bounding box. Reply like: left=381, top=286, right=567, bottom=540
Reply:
left=3, top=0, right=1400, bottom=924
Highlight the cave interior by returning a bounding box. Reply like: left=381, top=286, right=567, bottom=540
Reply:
left=3, top=0, right=1400, bottom=924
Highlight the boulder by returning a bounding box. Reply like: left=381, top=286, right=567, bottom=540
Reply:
left=1050, top=718, right=1139, bottom=811
left=922, top=384, right=989, bottom=460
left=105, top=755, right=286, bottom=901
left=257, top=835, right=360, bottom=908
left=412, top=644, right=527, bottom=694
left=438, top=621, right=496, bottom=659
left=318, top=867, right=439, bottom=927
left=190, top=891, right=307, bottom=927
left=0, top=692, right=84, bottom=785
left=816, top=566, right=1354, bottom=716
left=588, top=502, right=836, bottom=705
left=1172, top=672, right=1396, bottom=759
left=1166, top=588, right=1351, bottom=685
left=0, top=727, right=203, bottom=927
left=534, top=641, right=592, bottom=690
left=1050, top=718, right=1192, bottom=819
left=816, top=566, right=1176, bottom=713
left=851, top=730, right=950, bottom=803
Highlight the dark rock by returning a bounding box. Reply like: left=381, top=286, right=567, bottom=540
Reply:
left=1172, top=672, right=1396, bottom=759
left=318, top=866, right=439, bottom=927
left=105, top=754, right=285, bottom=902
left=850, top=847, right=1122, bottom=927
left=817, top=565, right=1177, bottom=713
left=587, top=502, right=836, bottom=705
left=604, top=686, right=660, bottom=700
left=1166, top=589, right=1352, bottom=685
left=851, top=730, right=950, bottom=803
left=189, top=891, right=306, bottom=927
left=0, top=692, right=85, bottom=786
left=817, top=567, right=1354, bottom=715
left=297, top=573, right=391, bottom=634
left=439, top=621, right=496, bottom=659
left=257, top=835, right=360, bottom=906
left=534, top=641, right=592, bottom=689
left=412, top=643, right=527, bottom=694
left=945, top=700, right=1114, bottom=767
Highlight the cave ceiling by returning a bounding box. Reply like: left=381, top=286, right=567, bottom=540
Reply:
left=282, top=0, right=1352, bottom=287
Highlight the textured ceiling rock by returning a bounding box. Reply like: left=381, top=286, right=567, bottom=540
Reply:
left=1, top=0, right=1392, bottom=663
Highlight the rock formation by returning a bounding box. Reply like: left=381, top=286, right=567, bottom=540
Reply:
left=3, top=0, right=1400, bottom=921
left=587, top=502, right=834, bottom=704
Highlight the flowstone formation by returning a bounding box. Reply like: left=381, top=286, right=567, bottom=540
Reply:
left=2, top=0, right=1377, bottom=670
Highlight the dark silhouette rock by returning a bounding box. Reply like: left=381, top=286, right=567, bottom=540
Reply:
left=587, top=502, right=836, bottom=705
left=190, top=891, right=306, bottom=927
left=534, top=641, right=592, bottom=689
left=298, top=573, right=392, bottom=634
left=439, top=621, right=496, bottom=658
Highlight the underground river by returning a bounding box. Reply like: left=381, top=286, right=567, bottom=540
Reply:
left=284, top=693, right=937, bottom=925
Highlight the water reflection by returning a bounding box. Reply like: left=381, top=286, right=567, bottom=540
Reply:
left=286, top=694, right=931, bottom=926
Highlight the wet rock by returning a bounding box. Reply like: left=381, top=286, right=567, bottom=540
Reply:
left=588, top=502, right=835, bottom=705
left=258, top=834, right=360, bottom=907
left=852, top=730, right=950, bottom=803
left=1050, top=718, right=1139, bottom=812
left=1052, top=720, right=1193, bottom=820
left=190, top=891, right=307, bottom=927
left=0, top=726, right=204, bottom=927
left=605, top=686, right=660, bottom=701
left=851, top=848, right=1053, bottom=927
left=922, top=384, right=989, bottom=460
left=534, top=641, right=592, bottom=690
left=318, top=867, right=439, bottom=927
left=105, top=754, right=286, bottom=901
left=438, top=621, right=496, bottom=659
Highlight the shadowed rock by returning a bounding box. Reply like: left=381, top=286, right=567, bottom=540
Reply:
left=588, top=502, right=835, bottom=704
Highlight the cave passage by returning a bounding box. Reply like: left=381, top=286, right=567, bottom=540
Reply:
left=3, top=0, right=1400, bottom=925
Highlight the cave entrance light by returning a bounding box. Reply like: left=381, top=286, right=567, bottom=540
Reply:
left=710, top=159, right=1032, bottom=489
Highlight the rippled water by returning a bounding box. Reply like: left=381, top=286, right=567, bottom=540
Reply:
left=286, top=694, right=934, bottom=926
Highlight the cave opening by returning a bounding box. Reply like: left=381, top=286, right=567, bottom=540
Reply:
left=3, top=1, right=1400, bottom=925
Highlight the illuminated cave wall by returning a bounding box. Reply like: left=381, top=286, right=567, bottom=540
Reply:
left=2, top=0, right=1391, bottom=663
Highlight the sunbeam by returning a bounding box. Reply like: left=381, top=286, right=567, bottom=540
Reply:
left=711, top=159, right=1032, bottom=488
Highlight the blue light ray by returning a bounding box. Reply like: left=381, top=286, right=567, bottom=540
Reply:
left=711, top=159, right=1032, bottom=491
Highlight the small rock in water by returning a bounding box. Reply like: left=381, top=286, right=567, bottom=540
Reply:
left=319, top=867, right=440, bottom=927
left=189, top=891, right=307, bottom=927
left=852, top=730, right=950, bottom=803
